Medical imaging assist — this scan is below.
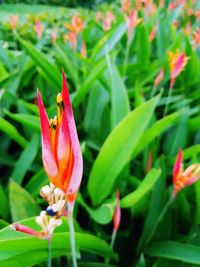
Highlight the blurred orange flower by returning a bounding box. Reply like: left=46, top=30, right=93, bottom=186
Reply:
left=9, top=15, right=19, bottom=30
left=173, top=150, right=200, bottom=196
left=168, top=50, right=189, bottom=88
left=126, top=10, right=142, bottom=38
left=34, top=20, right=44, bottom=39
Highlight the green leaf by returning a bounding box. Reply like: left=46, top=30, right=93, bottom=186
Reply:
left=11, top=134, right=39, bottom=184
left=164, top=110, right=188, bottom=157
left=78, top=194, right=115, bottom=224
left=25, top=169, right=48, bottom=197
left=17, top=37, right=61, bottom=90
left=92, top=22, right=127, bottom=59
left=189, top=116, right=200, bottom=131
left=0, top=184, right=9, bottom=220
left=0, top=220, right=117, bottom=266
left=79, top=263, right=117, bottom=267
left=137, top=164, right=165, bottom=252
left=106, top=55, right=130, bottom=128
left=88, top=95, right=160, bottom=205
left=132, top=112, right=180, bottom=158
left=54, top=44, right=78, bottom=85
left=9, top=180, right=41, bottom=222
left=0, top=117, right=27, bottom=148
left=4, top=110, right=40, bottom=131
left=156, top=18, right=169, bottom=61
left=145, top=241, right=200, bottom=265
left=136, top=24, right=150, bottom=70
left=84, top=82, right=109, bottom=134
left=73, top=58, right=107, bottom=107
left=120, top=168, right=161, bottom=208
left=183, top=145, right=200, bottom=160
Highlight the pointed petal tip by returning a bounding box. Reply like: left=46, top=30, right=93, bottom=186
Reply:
left=173, top=149, right=183, bottom=180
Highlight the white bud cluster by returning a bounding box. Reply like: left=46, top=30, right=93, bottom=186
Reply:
left=36, top=211, right=62, bottom=237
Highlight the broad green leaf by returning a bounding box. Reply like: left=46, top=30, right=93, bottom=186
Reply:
left=84, top=82, right=109, bottom=134
left=92, top=22, right=127, bottom=59
left=106, top=54, right=130, bottom=128
left=54, top=44, right=78, bottom=85
left=88, top=95, right=160, bottom=205
left=0, top=249, right=65, bottom=267
left=156, top=18, right=169, bottom=61
left=0, top=220, right=9, bottom=230
left=4, top=110, right=40, bottom=131
left=120, top=168, right=161, bottom=208
left=0, top=64, right=8, bottom=82
left=132, top=112, right=179, bottom=158
left=0, top=220, right=117, bottom=265
left=183, top=145, right=200, bottom=160
left=189, top=116, right=200, bottom=131
left=79, top=263, right=117, bottom=267
left=0, top=184, right=9, bottom=220
left=0, top=117, right=27, bottom=148
left=136, top=24, right=150, bottom=70
left=137, top=165, right=165, bottom=252
left=73, top=58, right=107, bottom=107
left=164, top=110, right=188, bottom=157
left=17, top=37, right=61, bottom=90
left=185, top=37, right=200, bottom=85
left=145, top=241, right=200, bottom=265
left=9, top=180, right=41, bottom=222
left=11, top=134, right=39, bottom=184
left=25, top=169, right=48, bottom=197
left=78, top=194, right=115, bottom=224
left=153, top=259, right=187, bottom=267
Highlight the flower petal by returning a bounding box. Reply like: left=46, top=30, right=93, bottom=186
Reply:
left=37, top=89, right=58, bottom=178
left=56, top=107, right=72, bottom=190
left=171, top=53, right=188, bottom=79
left=61, top=71, right=83, bottom=196
left=173, top=149, right=183, bottom=183
left=11, top=223, right=43, bottom=238
left=113, top=190, right=121, bottom=231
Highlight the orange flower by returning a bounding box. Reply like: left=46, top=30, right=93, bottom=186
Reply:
left=113, top=190, right=121, bottom=231
left=183, top=22, right=192, bottom=36
left=37, top=72, right=83, bottom=201
left=195, top=10, right=200, bottom=20
left=149, top=23, right=158, bottom=42
left=121, top=0, right=132, bottom=14
left=173, top=150, right=200, bottom=196
left=168, top=50, right=189, bottom=88
left=103, top=11, right=116, bottom=31
left=96, top=11, right=103, bottom=23
left=126, top=10, right=142, bottom=37
left=192, top=28, right=200, bottom=49
left=64, top=32, right=77, bottom=49
left=64, top=14, right=84, bottom=35
left=154, top=68, right=164, bottom=87
left=9, top=15, right=19, bottom=30
left=81, top=41, right=87, bottom=59
left=159, top=0, right=165, bottom=8
left=51, top=30, right=57, bottom=45
left=34, top=19, right=44, bottom=39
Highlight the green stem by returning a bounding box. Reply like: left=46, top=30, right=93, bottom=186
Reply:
left=122, top=33, right=132, bottom=77
left=48, top=237, right=52, bottom=267
left=143, top=194, right=174, bottom=248
left=105, top=229, right=117, bottom=264
left=163, top=86, right=173, bottom=117
left=151, top=86, right=157, bottom=98
left=68, top=202, right=77, bottom=267
left=110, top=229, right=117, bottom=249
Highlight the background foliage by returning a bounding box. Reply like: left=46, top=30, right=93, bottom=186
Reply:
left=0, top=0, right=200, bottom=266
